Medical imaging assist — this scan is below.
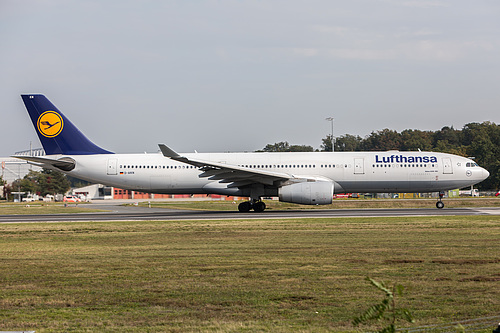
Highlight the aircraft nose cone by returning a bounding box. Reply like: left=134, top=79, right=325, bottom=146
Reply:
left=483, top=168, right=490, bottom=180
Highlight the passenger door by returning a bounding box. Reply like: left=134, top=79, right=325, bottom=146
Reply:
left=442, top=158, right=453, bottom=174
left=354, top=158, right=364, bottom=174
left=107, top=159, right=117, bottom=175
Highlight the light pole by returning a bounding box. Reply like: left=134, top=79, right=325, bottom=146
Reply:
left=17, top=163, right=21, bottom=202
left=325, top=117, right=334, bottom=152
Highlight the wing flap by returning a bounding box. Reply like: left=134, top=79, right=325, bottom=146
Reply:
left=227, top=180, right=254, bottom=188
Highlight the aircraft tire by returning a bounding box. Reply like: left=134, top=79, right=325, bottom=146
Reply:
left=238, top=201, right=252, bottom=212
left=436, top=201, right=445, bottom=209
left=253, top=201, right=266, bottom=212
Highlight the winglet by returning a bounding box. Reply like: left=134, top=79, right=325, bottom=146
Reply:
left=158, top=144, right=180, bottom=158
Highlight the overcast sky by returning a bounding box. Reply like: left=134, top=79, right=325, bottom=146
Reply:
left=1, top=0, right=499, bottom=155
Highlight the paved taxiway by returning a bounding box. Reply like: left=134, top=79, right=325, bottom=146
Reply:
left=1, top=203, right=500, bottom=223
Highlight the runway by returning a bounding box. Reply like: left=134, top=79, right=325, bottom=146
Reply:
left=1, top=204, right=500, bottom=223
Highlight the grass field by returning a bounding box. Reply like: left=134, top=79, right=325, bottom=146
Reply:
left=1, top=216, right=499, bottom=332
left=0, top=202, right=104, bottom=215
left=132, top=197, right=500, bottom=211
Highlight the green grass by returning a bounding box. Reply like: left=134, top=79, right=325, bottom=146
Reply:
left=131, top=197, right=500, bottom=211
left=0, top=216, right=499, bottom=332
left=0, top=202, right=105, bottom=215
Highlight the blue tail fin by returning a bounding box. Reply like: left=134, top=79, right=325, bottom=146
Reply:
left=21, top=94, right=113, bottom=155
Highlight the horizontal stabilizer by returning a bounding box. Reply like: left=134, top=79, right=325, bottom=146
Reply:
left=13, top=155, right=75, bottom=171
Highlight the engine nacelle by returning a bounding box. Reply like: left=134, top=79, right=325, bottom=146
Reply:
left=278, top=180, right=333, bottom=205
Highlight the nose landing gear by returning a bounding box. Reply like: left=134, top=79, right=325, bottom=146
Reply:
left=436, top=191, right=445, bottom=209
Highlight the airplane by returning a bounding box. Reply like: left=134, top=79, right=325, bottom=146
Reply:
left=14, top=94, right=490, bottom=212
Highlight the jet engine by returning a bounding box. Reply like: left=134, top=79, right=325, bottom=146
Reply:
left=278, top=179, right=334, bottom=205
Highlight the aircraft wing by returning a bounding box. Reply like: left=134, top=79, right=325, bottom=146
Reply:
left=12, top=155, right=75, bottom=171
left=159, top=144, right=290, bottom=187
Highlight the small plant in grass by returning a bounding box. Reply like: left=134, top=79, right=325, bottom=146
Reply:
left=353, top=277, right=414, bottom=333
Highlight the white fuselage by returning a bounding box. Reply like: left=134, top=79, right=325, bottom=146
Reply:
left=56, top=151, right=488, bottom=197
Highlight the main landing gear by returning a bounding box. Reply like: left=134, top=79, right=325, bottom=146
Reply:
left=436, top=191, right=445, bottom=209
left=238, top=200, right=266, bottom=213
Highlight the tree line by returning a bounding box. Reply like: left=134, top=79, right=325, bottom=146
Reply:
left=2, top=169, right=71, bottom=200
left=260, top=121, right=500, bottom=190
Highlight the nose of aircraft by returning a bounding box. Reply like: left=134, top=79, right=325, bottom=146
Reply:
left=477, top=167, right=490, bottom=181
left=481, top=167, right=490, bottom=180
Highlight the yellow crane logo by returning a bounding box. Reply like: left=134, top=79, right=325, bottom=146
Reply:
left=37, top=111, right=64, bottom=138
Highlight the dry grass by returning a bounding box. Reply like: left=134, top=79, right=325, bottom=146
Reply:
left=0, top=216, right=499, bottom=332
